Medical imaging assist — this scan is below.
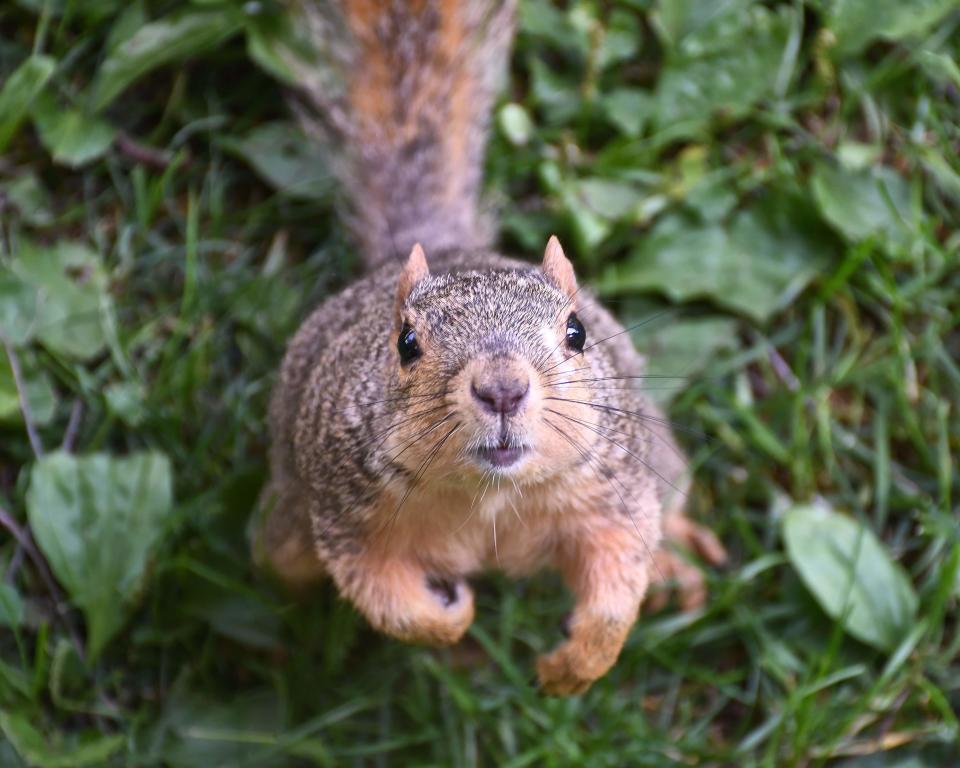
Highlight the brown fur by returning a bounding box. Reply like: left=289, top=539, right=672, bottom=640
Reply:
left=256, top=0, right=725, bottom=696
left=287, top=0, right=516, bottom=267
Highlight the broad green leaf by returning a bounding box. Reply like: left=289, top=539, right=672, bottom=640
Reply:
left=602, top=89, right=653, bottom=137
left=0, top=271, right=38, bottom=346
left=811, top=163, right=914, bottom=249
left=567, top=204, right=610, bottom=253
left=105, top=0, right=146, bottom=53
left=575, top=179, right=643, bottom=220
left=629, top=315, right=738, bottom=404
left=104, top=381, right=146, bottom=426
left=244, top=4, right=320, bottom=85
left=10, top=241, right=113, bottom=360
left=783, top=503, right=918, bottom=652
left=836, top=142, right=883, bottom=171
left=652, top=0, right=755, bottom=53
left=27, top=451, right=173, bottom=658
left=828, top=0, right=960, bottom=56
left=528, top=58, right=581, bottom=125
left=0, top=55, right=55, bottom=152
left=90, top=8, right=243, bottom=111
left=921, top=148, right=960, bottom=201
left=0, top=351, right=57, bottom=426
left=498, top=103, right=534, bottom=146
left=0, top=585, right=24, bottom=628
left=221, top=122, right=333, bottom=201
left=518, top=0, right=581, bottom=51
left=596, top=9, right=642, bottom=70
left=0, top=174, right=54, bottom=227
left=32, top=94, right=115, bottom=168
left=918, top=49, right=960, bottom=88
left=597, top=194, right=832, bottom=322
left=0, top=711, right=124, bottom=768
left=653, top=5, right=790, bottom=131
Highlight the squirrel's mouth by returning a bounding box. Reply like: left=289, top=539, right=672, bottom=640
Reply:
left=474, top=439, right=527, bottom=469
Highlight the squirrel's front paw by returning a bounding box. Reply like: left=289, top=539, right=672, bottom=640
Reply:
left=537, top=639, right=611, bottom=696
left=387, top=577, right=475, bottom=646
left=536, top=616, right=630, bottom=696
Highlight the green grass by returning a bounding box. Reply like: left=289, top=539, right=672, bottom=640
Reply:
left=1, top=0, right=958, bottom=765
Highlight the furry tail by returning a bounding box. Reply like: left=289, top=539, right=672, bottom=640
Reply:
left=289, top=0, right=516, bottom=268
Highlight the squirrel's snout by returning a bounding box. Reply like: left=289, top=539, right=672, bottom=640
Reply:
left=471, top=373, right=530, bottom=417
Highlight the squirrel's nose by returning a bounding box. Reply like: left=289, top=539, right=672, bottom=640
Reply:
left=471, top=375, right=529, bottom=417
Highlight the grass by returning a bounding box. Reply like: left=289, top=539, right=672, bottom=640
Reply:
left=1, top=0, right=958, bottom=765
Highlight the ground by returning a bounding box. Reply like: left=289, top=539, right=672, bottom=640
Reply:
left=0, top=1, right=958, bottom=766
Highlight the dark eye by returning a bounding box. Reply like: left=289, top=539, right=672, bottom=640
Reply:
left=566, top=313, right=586, bottom=352
left=397, top=323, right=421, bottom=365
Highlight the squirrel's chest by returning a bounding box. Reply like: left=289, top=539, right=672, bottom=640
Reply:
left=385, top=482, right=585, bottom=577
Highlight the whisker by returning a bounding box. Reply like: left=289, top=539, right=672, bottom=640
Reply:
left=545, top=373, right=693, bottom=384
left=506, top=484, right=526, bottom=529
left=551, top=283, right=590, bottom=324
left=313, top=412, right=455, bottom=541
left=380, top=422, right=461, bottom=536
left=358, top=401, right=451, bottom=451
left=380, top=412, right=456, bottom=465
left=536, top=285, right=621, bottom=374
left=540, top=310, right=676, bottom=376
left=547, top=409, right=687, bottom=498
left=533, top=332, right=575, bottom=374
left=543, top=406, right=689, bottom=471
left=541, top=364, right=592, bottom=380
left=542, top=417, right=663, bottom=583
left=455, top=467, right=492, bottom=534
left=544, top=395, right=712, bottom=442
left=550, top=382, right=696, bottom=395
left=477, top=465, right=494, bottom=507
left=327, top=387, right=447, bottom=415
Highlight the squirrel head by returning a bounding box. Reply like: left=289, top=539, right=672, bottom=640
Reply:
left=385, top=237, right=601, bottom=486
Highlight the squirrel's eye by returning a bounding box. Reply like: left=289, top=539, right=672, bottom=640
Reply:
left=397, top=323, right=421, bottom=365
left=565, top=313, right=586, bottom=353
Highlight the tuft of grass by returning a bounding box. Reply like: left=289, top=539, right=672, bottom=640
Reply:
left=0, top=0, right=958, bottom=765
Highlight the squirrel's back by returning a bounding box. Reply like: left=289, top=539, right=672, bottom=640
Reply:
left=289, top=0, right=516, bottom=268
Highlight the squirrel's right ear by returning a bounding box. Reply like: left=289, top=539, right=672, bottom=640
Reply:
left=396, top=243, right=431, bottom=313
left=541, top=236, right=578, bottom=298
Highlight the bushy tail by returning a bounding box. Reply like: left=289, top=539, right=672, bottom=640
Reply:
left=289, top=0, right=516, bottom=268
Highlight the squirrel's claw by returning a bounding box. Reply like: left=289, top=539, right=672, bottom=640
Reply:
left=536, top=615, right=631, bottom=696
left=536, top=633, right=622, bottom=696
left=647, top=514, right=727, bottom=613
left=536, top=643, right=599, bottom=696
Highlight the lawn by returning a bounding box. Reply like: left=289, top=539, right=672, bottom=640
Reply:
left=1, top=0, right=958, bottom=765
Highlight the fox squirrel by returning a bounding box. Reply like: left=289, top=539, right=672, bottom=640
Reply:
left=254, top=0, right=725, bottom=695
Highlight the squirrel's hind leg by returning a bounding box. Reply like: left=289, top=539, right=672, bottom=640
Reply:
left=642, top=402, right=727, bottom=612
left=252, top=480, right=327, bottom=587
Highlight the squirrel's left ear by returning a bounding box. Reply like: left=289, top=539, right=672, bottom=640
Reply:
left=395, top=243, right=430, bottom=318
left=541, top=235, right=578, bottom=298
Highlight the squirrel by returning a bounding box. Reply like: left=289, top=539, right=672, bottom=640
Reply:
left=254, top=0, right=726, bottom=696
